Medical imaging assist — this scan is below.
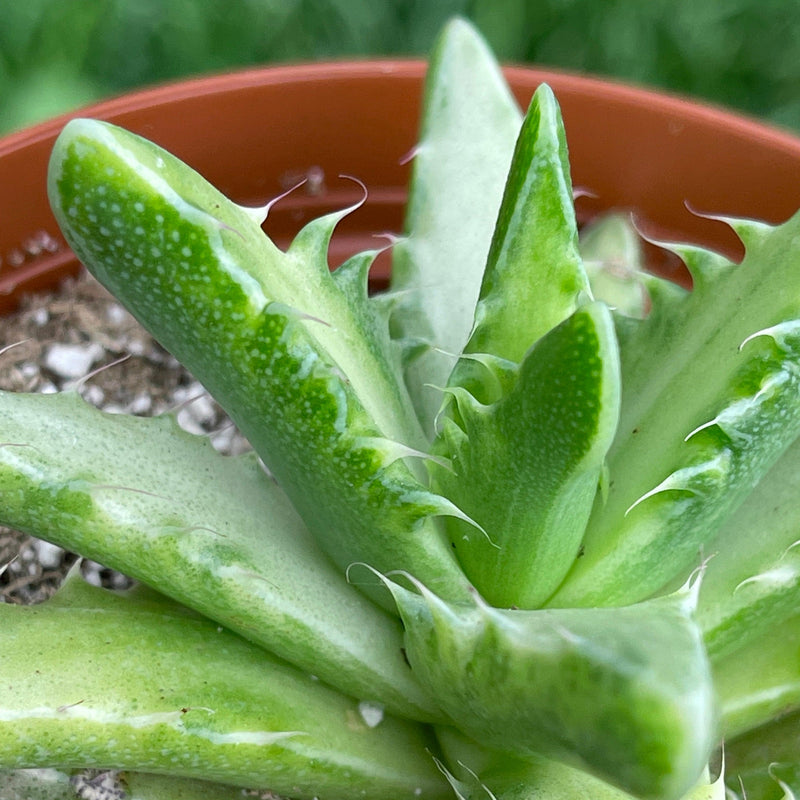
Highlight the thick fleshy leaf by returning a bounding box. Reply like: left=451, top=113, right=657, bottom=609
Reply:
left=550, top=213, right=800, bottom=607
left=435, top=728, right=725, bottom=800
left=713, top=610, right=800, bottom=738
left=48, top=118, right=471, bottom=609
left=0, top=389, right=439, bottom=721
left=425, top=84, right=612, bottom=609
left=725, top=710, right=800, bottom=800
left=388, top=18, right=522, bottom=436
left=474, top=763, right=725, bottom=800
left=462, top=82, right=589, bottom=368
left=0, top=576, right=449, bottom=800
left=430, top=302, right=620, bottom=608
left=385, top=577, right=716, bottom=800
left=693, top=434, right=800, bottom=660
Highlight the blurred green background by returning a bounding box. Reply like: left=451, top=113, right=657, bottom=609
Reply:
left=2, top=0, right=800, bottom=136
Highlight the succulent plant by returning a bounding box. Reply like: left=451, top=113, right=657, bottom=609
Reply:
left=1, top=17, right=799, bottom=800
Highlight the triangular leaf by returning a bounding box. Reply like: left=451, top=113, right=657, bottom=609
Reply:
left=465, top=83, right=589, bottom=364
left=0, top=576, right=448, bottom=799
left=431, top=302, right=620, bottom=608
left=386, top=577, right=715, bottom=800
left=713, top=609, right=800, bottom=738
left=550, top=213, right=800, bottom=607
left=48, top=117, right=471, bottom=610
left=388, top=18, right=522, bottom=436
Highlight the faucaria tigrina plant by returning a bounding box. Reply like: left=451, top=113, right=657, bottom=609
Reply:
left=1, top=17, right=800, bottom=800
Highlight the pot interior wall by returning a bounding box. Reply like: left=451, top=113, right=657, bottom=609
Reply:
left=3, top=62, right=800, bottom=308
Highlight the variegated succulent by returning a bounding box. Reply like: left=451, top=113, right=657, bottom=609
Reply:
left=1, top=17, right=799, bottom=800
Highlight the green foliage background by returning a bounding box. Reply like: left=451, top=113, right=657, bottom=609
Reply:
left=2, top=0, right=799, bottom=136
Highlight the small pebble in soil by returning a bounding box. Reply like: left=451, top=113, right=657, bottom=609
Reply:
left=44, top=341, right=105, bottom=379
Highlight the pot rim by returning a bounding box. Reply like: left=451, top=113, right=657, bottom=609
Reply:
left=5, top=59, right=800, bottom=157
left=3, top=59, right=800, bottom=308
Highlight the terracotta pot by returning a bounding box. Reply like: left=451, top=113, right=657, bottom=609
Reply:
left=3, top=61, right=800, bottom=312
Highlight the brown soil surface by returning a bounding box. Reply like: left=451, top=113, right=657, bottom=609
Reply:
left=0, top=270, right=248, bottom=605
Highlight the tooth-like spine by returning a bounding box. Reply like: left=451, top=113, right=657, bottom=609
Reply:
left=741, top=318, right=800, bottom=351
left=718, top=214, right=773, bottom=250
left=625, top=451, right=731, bottom=516
left=671, top=243, right=734, bottom=287
left=703, top=543, right=800, bottom=659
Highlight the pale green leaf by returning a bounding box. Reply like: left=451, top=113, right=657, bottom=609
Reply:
left=388, top=18, right=522, bottom=436
left=430, top=302, right=620, bottom=608
left=0, top=390, right=439, bottom=722
left=550, top=214, right=800, bottom=607
left=0, top=576, right=449, bottom=800
left=726, top=710, right=800, bottom=800
left=435, top=728, right=726, bottom=800
left=463, top=82, right=589, bottom=365
left=385, top=577, right=715, bottom=800
left=693, top=435, right=800, bottom=660
left=713, top=610, right=800, bottom=738
left=48, top=118, right=471, bottom=609
left=580, top=211, right=649, bottom=319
